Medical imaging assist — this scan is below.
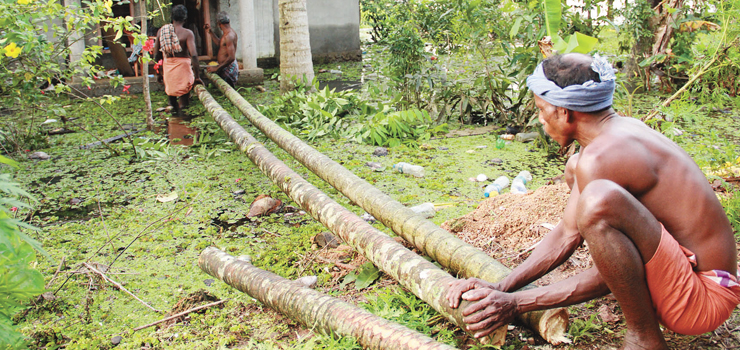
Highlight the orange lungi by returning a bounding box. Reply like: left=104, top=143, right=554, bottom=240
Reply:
left=163, top=56, right=194, bottom=97
left=644, top=225, right=740, bottom=335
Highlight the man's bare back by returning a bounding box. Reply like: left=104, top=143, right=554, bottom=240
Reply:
left=171, top=25, right=196, bottom=59
left=573, top=116, right=736, bottom=274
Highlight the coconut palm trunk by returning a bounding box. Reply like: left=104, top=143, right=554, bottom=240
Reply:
left=199, top=248, right=456, bottom=350
left=203, top=72, right=570, bottom=344
left=278, top=0, right=314, bottom=92
left=193, top=84, right=510, bottom=345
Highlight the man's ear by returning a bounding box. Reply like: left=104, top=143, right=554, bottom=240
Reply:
left=556, top=106, right=572, bottom=122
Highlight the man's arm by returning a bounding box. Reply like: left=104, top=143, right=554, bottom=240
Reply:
left=186, top=31, right=202, bottom=84
left=448, top=184, right=584, bottom=312
left=152, top=29, right=163, bottom=83
left=458, top=267, right=610, bottom=338
left=204, top=23, right=221, bottom=46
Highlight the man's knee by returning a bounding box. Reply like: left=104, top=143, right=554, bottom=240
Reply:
left=576, top=179, right=629, bottom=232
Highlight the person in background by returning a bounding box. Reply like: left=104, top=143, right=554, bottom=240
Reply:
left=152, top=4, right=202, bottom=117
left=204, top=11, right=238, bottom=87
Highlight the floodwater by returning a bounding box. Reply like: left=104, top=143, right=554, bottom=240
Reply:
left=167, top=117, right=198, bottom=146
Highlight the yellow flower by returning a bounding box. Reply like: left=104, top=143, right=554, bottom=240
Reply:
left=17, top=0, right=33, bottom=4
left=3, top=42, right=21, bottom=58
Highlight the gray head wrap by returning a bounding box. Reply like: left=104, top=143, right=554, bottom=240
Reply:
left=217, top=12, right=230, bottom=24
left=526, top=54, right=617, bottom=112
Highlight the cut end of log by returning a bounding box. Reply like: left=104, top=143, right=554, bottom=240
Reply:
left=480, top=326, right=507, bottom=346
left=538, top=308, right=571, bottom=345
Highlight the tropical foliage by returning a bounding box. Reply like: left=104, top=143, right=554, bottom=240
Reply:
left=0, top=157, right=45, bottom=349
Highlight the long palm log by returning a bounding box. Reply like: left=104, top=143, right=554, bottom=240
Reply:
left=205, top=72, right=569, bottom=344
left=199, top=248, right=456, bottom=350
left=193, top=84, right=507, bottom=345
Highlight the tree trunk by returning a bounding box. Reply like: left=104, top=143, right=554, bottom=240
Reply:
left=278, top=0, right=314, bottom=92
left=199, top=248, right=455, bottom=350
left=192, top=84, right=510, bottom=346
left=140, top=1, right=154, bottom=129
left=651, top=0, right=683, bottom=57
left=624, top=0, right=666, bottom=86
left=204, top=72, right=570, bottom=345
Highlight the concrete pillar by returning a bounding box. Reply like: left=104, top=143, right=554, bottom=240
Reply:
left=239, top=0, right=258, bottom=69
left=66, top=0, right=86, bottom=66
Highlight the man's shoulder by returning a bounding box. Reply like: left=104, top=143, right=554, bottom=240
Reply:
left=576, top=124, right=660, bottom=192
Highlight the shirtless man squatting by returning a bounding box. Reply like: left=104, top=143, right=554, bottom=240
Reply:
left=153, top=4, right=202, bottom=118
left=447, top=53, right=740, bottom=349
left=204, top=12, right=238, bottom=88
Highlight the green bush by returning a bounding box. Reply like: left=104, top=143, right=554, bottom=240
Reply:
left=0, top=157, right=46, bottom=349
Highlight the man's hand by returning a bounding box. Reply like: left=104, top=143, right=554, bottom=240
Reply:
left=204, top=23, right=211, bottom=32
left=460, top=288, right=519, bottom=339
left=206, top=66, right=218, bottom=73
left=446, top=278, right=500, bottom=309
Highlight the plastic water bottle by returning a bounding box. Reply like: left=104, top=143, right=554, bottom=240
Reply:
left=510, top=171, right=532, bottom=194
left=393, top=162, right=425, bottom=177
left=484, top=176, right=510, bottom=198
left=409, top=202, right=435, bottom=218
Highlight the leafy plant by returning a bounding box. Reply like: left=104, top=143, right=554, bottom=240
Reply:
left=130, top=137, right=171, bottom=161
left=568, top=314, right=604, bottom=343
left=385, top=22, right=427, bottom=90
left=0, top=157, right=46, bottom=349
left=0, top=0, right=136, bottom=153
left=341, top=262, right=381, bottom=290
left=541, top=0, right=599, bottom=54
left=360, top=0, right=395, bottom=43
left=350, top=107, right=446, bottom=148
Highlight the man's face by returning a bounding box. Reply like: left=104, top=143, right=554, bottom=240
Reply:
left=534, top=95, right=570, bottom=146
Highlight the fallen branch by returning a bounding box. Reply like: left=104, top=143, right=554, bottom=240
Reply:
left=132, top=299, right=228, bottom=332
left=45, top=256, right=66, bottom=289
left=315, top=256, right=357, bottom=270
left=643, top=37, right=739, bottom=121
left=83, top=262, right=161, bottom=313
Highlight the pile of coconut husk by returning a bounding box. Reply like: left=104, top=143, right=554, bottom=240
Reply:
left=442, top=183, right=593, bottom=286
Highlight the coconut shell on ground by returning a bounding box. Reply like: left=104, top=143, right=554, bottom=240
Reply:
left=442, top=183, right=593, bottom=286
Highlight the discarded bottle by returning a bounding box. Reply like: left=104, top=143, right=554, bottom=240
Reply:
left=484, top=176, right=510, bottom=198
left=392, top=162, right=425, bottom=177
left=510, top=171, right=532, bottom=194
left=515, top=132, right=539, bottom=143
left=409, top=202, right=435, bottom=219
left=495, top=138, right=506, bottom=149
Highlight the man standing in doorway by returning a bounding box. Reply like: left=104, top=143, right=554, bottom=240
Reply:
left=204, top=12, right=239, bottom=87
left=153, top=4, right=202, bottom=118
